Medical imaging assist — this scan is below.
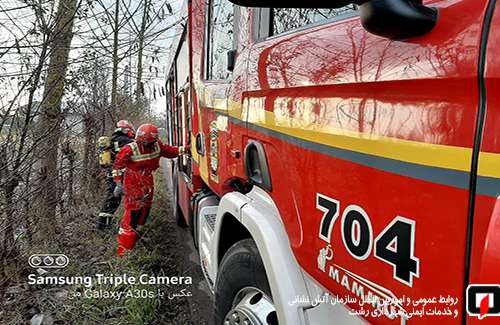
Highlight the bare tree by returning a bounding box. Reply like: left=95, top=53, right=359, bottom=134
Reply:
left=36, top=0, right=78, bottom=237
left=135, top=0, right=150, bottom=100
left=111, top=0, right=120, bottom=115
left=0, top=0, right=180, bottom=309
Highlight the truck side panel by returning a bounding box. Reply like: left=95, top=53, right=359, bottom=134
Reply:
left=241, top=1, right=490, bottom=323
left=468, top=1, right=500, bottom=323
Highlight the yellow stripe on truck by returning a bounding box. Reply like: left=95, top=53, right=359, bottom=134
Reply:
left=251, top=110, right=473, bottom=172
left=200, top=90, right=500, bottom=180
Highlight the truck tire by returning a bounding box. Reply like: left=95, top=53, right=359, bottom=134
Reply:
left=192, top=206, right=199, bottom=249
left=214, top=239, right=278, bottom=325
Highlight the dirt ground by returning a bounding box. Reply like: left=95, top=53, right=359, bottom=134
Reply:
left=0, top=166, right=214, bottom=324
left=162, top=183, right=215, bottom=325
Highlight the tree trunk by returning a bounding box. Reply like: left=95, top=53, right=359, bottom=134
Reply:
left=22, top=164, right=34, bottom=245
left=82, top=114, right=98, bottom=190
left=136, top=0, right=149, bottom=101
left=111, top=0, right=120, bottom=117
left=62, top=142, right=76, bottom=204
left=0, top=147, right=19, bottom=275
left=0, top=149, right=20, bottom=279
left=36, top=0, right=78, bottom=240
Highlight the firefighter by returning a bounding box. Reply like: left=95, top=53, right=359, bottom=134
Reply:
left=96, top=120, right=135, bottom=231
left=112, top=123, right=188, bottom=256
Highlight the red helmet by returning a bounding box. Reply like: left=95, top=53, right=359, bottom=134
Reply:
left=135, top=123, right=159, bottom=144
left=116, top=120, right=135, bottom=135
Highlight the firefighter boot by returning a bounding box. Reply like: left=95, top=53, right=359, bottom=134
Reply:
left=96, top=213, right=113, bottom=231
left=117, top=228, right=138, bottom=257
left=117, top=209, right=142, bottom=256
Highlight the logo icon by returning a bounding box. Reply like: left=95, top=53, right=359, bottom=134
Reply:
left=29, top=254, right=69, bottom=269
left=467, top=285, right=500, bottom=319
left=317, top=244, right=334, bottom=272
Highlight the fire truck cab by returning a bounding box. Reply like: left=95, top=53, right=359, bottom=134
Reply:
left=165, top=0, right=500, bottom=324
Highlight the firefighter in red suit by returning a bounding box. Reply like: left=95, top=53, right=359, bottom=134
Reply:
left=112, top=123, right=188, bottom=256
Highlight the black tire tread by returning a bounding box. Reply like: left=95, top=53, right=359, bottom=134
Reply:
left=214, top=238, right=272, bottom=325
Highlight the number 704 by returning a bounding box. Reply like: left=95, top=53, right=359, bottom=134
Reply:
left=316, top=193, right=420, bottom=287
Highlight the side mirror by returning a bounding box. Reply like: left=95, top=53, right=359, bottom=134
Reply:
left=228, top=0, right=438, bottom=40
left=229, top=0, right=367, bottom=8
left=360, top=0, right=437, bottom=39
left=227, top=49, right=237, bottom=72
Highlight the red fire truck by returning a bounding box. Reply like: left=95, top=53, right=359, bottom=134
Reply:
left=164, top=0, right=500, bottom=324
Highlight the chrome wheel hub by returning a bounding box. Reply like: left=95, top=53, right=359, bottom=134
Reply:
left=224, top=287, right=277, bottom=325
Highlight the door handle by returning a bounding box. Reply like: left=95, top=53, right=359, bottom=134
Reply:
left=195, top=133, right=204, bottom=156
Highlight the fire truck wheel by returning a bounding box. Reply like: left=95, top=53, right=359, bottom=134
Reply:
left=215, top=239, right=278, bottom=325
left=192, top=210, right=199, bottom=249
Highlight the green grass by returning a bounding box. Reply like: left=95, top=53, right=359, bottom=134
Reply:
left=2, top=171, right=192, bottom=325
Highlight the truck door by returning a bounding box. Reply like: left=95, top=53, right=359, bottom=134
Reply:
left=244, top=1, right=492, bottom=324
left=173, top=30, right=194, bottom=220
left=176, top=85, right=192, bottom=178
left=467, top=1, right=500, bottom=324
left=196, top=0, right=237, bottom=194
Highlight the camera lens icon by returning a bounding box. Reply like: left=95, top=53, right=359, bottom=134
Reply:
left=43, top=256, right=54, bottom=266
left=29, top=254, right=69, bottom=269
left=55, top=255, right=67, bottom=266
left=30, top=255, right=42, bottom=267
